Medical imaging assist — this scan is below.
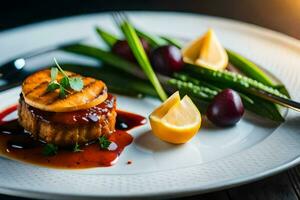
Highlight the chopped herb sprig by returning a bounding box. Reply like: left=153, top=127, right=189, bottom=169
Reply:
left=47, top=58, right=84, bottom=98
left=73, top=143, right=83, bottom=152
left=98, top=136, right=111, bottom=149
left=42, top=144, right=58, bottom=156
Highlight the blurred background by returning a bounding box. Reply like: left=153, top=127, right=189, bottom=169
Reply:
left=0, top=0, right=300, bottom=39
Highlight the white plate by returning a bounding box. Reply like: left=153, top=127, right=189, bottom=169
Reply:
left=1, top=11, right=300, bottom=200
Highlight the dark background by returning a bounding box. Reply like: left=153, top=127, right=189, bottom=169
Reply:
left=1, top=0, right=300, bottom=40
left=1, top=0, right=300, bottom=199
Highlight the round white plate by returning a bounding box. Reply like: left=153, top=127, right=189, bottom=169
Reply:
left=1, top=11, right=300, bottom=200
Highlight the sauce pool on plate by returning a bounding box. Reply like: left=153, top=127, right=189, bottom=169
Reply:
left=0, top=105, right=146, bottom=169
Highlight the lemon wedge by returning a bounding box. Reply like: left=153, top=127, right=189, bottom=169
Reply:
left=182, top=28, right=228, bottom=71
left=149, top=92, right=201, bottom=144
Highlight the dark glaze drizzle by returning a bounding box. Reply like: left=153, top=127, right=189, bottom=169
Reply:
left=23, top=94, right=115, bottom=126
left=116, top=110, right=147, bottom=130
left=0, top=104, right=146, bottom=169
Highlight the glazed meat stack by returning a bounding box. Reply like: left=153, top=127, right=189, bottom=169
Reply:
left=18, top=69, right=116, bottom=146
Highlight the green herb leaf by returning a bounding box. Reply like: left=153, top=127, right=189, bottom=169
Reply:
left=47, top=58, right=84, bottom=98
left=50, top=67, right=58, bottom=82
left=59, top=85, right=66, bottom=98
left=98, top=136, right=111, bottom=149
left=69, top=77, right=84, bottom=91
left=47, top=81, right=60, bottom=92
left=60, top=76, right=70, bottom=88
left=73, top=143, right=83, bottom=152
left=54, top=57, right=68, bottom=77
left=42, top=144, right=58, bottom=156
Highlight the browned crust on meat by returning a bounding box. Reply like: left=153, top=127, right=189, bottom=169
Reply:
left=22, top=69, right=108, bottom=112
left=18, top=97, right=116, bottom=146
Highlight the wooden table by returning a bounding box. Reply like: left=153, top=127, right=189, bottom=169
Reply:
left=0, top=0, right=300, bottom=199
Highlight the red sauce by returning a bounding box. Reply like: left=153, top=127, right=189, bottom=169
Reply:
left=116, top=110, right=147, bottom=130
left=0, top=104, right=18, bottom=125
left=0, top=105, right=146, bottom=169
left=24, top=94, right=116, bottom=125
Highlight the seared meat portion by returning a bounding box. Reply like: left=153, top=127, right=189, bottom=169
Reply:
left=22, top=69, right=108, bottom=112
left=18, top=94, right=116, bottom=146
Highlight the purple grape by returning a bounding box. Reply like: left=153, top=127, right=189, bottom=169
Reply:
left=112, top=39, right=150, bottom=62
left=206, top=89, right=244, bottom=126
left=150, top=45, right=184, bottom=75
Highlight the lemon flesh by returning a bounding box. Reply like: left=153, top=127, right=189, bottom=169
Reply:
left=150, top=92, right=201, bottom=144
left=182, top=29, right=228, bottom=71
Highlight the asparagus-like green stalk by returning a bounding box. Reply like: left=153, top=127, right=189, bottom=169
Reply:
left=168, top=79, right=217, bottom=101
left=63, top=44, right=145, bottom=78
left=273, top=84, right=291, bottom=98
left=242, top=95, right=284, bottom=122
left=95, top=27, right=118, bottom=48
left=119, top=21, right=168, bottom=101
left=174, top=73, right=254, bottom=104
left=227, top=51, right=290, bottom=97
left=174, top=73, right=221, bottom=92
left=62, top=44, right=171, bottom=85
left=227, top=49, right=276, bottom=87
left=185, top=64, right=287, bottom=99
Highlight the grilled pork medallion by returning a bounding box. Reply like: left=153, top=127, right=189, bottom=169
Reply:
left=18, top=69, right=116, bottom=146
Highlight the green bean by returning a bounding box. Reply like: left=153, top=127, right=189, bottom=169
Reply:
left=136, top=29, right=167, bottom=48
left=160, top=36, right=183, bottom=49
left=227, top=49, right=277, bottom=87
left=59, top=64, right=157, bottom=98
left=95, top=27, right=119, bottom=48
left=63, top=44, right=145, bottom=78
left=119, top=21, right=167, bottom=101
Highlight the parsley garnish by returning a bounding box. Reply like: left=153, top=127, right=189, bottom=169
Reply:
left=47, top=58, right=84, bottom=98
left=98, top=136, right=111, bottom=149
left=42, top=144, right=58, bottom=156
left=73, top=143, right=83, bottom=152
